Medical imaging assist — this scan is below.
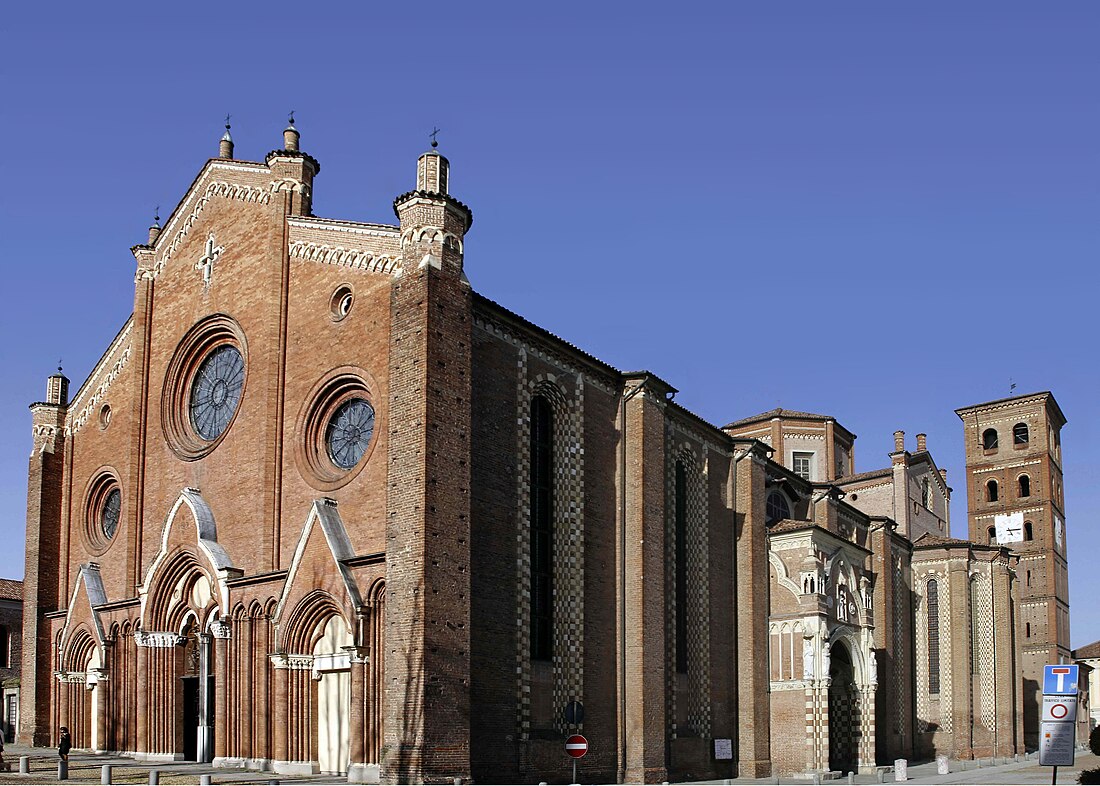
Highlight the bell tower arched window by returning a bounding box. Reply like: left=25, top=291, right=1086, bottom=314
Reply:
left=1014, top=422, right=1030, bottom=445
left=983, top=428, right=999, bottom=451
left=1018, top=474, right=1031, bottom=498
left=530, top=395, right=553, bottom=661
left=986, top=479, right=999, bottom=502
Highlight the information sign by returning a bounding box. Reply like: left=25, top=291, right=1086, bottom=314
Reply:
left=714, top=739, right=732, bottom=760
left=1041, top=695, right=1078, bottom=723
left=1039, top=721, right=1075, bottom=767
left=1043, top=664, right=1079, bottom=695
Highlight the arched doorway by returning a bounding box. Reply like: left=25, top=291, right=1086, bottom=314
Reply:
left=828, top=641, right=858, bottom=773
left=314, top=616, right=352, bottom=775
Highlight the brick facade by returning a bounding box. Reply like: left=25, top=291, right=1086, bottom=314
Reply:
left=19, top=127, right=1066, bottom=782
left=0, top=579, right=22, bottom=743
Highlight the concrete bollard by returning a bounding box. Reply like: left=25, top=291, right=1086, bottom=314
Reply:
left=19, top=756, right=29, bottom=775
left=894, top=758, right=907, bottom=782
left=149, top=770, right=159, bottom=785
left=58, top=759, right=68, bottom=780
left=812, top=774, right=821, bottom=785
left=937, top=755, right=949, bottom=775
left=102, top=764, right=113, bottom=784
left=200, top=775, right=212, bottom=785
left=848, top=773, right=855, bottom=784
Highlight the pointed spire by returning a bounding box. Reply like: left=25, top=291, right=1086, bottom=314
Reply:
left=283, top=111, right=300, bottom=152
left=47, top=360, right=69, bottom=406
left=219, top=114, right=234, bottom=159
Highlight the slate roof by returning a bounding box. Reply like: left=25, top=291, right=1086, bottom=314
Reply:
left=836, top=468, right=893, bottom=484
left=0, top=578, right=23, bottom=601
left=723, top=407, right=834, bottom=429
left=912, top=533, right=972, bottom=549
left=1074, top=640, right=1100, bottom=660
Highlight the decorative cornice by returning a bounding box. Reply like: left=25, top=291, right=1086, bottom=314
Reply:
left=287, top=216, right=399, bottom=238
left=288, top=241, right=401, bottom=275
left=150, top=181, right=272, bottom=281
left=55, top=671, right=86, bottom=684
left=134, top=631, right=185, bottom=648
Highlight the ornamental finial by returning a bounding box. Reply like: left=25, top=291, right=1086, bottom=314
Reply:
left=430, top=126, right=440, bottom=149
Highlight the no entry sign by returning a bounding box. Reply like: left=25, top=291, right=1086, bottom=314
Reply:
left=565, top=734, right=589, bottom=759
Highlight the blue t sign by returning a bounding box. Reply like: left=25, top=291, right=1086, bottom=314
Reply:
left=1043, top=664, right=1079, bottom=695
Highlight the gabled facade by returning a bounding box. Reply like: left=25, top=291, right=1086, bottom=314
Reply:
left=19, top=126, right=1065, bottom=783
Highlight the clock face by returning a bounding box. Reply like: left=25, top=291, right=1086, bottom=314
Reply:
left=325, top=398, right=375, bottom=470
left=189, top=345, right=245, bottom=441
left=102, top=488, right=121, bottom=539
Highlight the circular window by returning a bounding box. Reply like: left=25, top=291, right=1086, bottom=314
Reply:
left=102, top=488, right=121, bottom=539
left=326, top=398, right=375, bottom=469
left=99, top=404, right=112, bottom=430
left=84, top=471, right=122, bottom=554
left=162, top=314, right=248, bottom=460
left=297, top=369, right=379, bottom=490
left=331, top=285, right=353, bottom=321
left=189, top=344, right=245, bottom=440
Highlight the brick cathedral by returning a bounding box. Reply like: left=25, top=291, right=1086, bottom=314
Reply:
left=20, top=121, right=1072, bottom=782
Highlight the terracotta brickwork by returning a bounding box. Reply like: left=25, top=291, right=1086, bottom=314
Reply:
left=20, top=129, right=1069, bottom=783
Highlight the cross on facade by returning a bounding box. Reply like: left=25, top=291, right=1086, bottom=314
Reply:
left=196, top=234, right=224, bottom=287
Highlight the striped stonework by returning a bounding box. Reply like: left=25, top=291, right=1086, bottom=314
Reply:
left=664, top=441, right=711, bottom=740
left=514, top=354, right=586, bottom=737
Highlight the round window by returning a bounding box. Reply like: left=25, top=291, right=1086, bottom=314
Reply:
left=331, top=285, right=353, bottom=321
left=102, top=488, right=121, bottom=539
left=325, top=398, right=375, bottom=469
left=162, top=315, right=248, bottom=460
left=189, top=345, right=245, bottom=440
left=296, top=369, right=380, bottom=491
left=84, top=471, right=122, bottom=554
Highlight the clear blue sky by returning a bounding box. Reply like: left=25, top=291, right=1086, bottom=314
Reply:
left=2, top=3, right=1097, bottom=643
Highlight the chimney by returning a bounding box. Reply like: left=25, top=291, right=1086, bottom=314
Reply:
left=893, top=430, right=905, bottom=452
left=916, top=433, right=927, bottom=453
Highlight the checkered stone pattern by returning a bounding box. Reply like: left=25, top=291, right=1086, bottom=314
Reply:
left=914, top=573, right=931, bottom=733
left=513, top=354, right=586, bottom=737
left=938, top=577, right=953, bottom=733
left=664, top=443, right=712, bottom=740
left=828, top=683, right=857, bottom=770
left=892, top=554, right=906, bottom=737
left=972, top=572, right=996, bottom=730
left=806, top=684, right=830, bottom=770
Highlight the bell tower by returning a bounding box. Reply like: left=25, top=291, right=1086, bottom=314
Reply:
left=956, top=391, right=1068, bottom=748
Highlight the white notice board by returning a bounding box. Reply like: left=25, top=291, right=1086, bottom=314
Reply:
left=1039, top=721, right=1075, bottom=766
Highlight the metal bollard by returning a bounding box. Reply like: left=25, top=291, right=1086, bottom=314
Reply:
left=102, top=764, right=113, bottom=784
left=19, top=755, right=29, bottom=775
left=149, top=769, right=159, bottom=785
left=58, top=759, right=69, bottom=780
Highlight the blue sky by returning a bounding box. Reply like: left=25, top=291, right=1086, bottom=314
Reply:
left=2, top=3, right=1097, bottom=643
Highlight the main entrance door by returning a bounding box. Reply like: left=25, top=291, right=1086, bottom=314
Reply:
left=828, top=642, right=858, bottom=773
left=180, top=623, right=215, bottom=763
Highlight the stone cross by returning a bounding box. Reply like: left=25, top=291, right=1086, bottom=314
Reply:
left=196, top=234, right=223, bottom=287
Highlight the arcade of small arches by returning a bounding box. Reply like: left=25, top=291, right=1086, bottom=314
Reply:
left=50, top=493, right=385, bottom=780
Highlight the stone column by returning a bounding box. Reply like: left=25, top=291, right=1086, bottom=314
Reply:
left=272, top=659, right=289, bottom=766
left=346, top=648, right=370, bottom=783
left=211, top=623, right=230, bottom=764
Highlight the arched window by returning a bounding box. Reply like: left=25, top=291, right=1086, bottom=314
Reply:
left=1013, top=422, right=1029, bottom=445
left=766, top=492, right=791, bottom=525
left=987, top=526, right=997, bottom=544
left=927, top=580, right=940, bottom=694
left=530, top=396, right=553, bottom=661
left=674, top=461, right=688, bottom=675
left=1018, top=475, right=1031, bottom=498
left=1024, top=521, right=1034, bottom=541
left=922, top=478, right=933, bottom=508
left=986, top=479, right=999, bottom=502
left=1026, top=622, right=1032, bottom=638
left=982, top=428, right=999, bottom=450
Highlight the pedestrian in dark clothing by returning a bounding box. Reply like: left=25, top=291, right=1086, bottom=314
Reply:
left=58, top=727, right=71, bottom=762
left=0, top=730, right=8, bottom=772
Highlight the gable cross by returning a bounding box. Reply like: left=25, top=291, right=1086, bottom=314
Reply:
left=196, top=233, right=224, bottom=287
